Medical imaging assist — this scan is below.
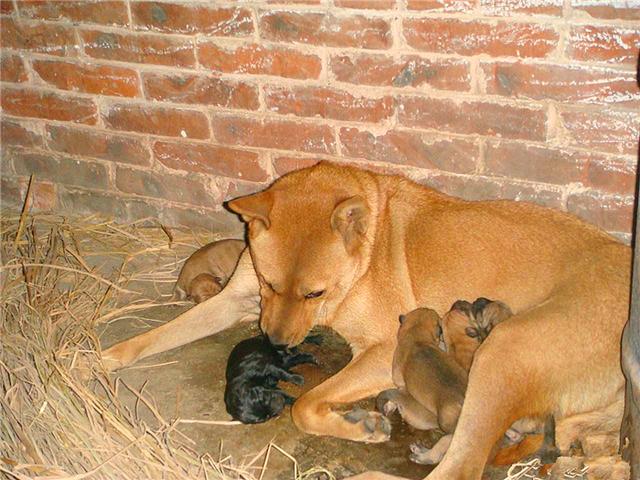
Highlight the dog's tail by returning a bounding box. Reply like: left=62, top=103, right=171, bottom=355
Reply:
left=491, top=434, right=544, bottom=466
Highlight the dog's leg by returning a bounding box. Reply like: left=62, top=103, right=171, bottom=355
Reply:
left=101, top=249, right=260, bottom=370
left=376, top=389, right=438, bottom=430
left=291, top=343, right=395, bottom=443
left=410, top=435, right=453, bottom=465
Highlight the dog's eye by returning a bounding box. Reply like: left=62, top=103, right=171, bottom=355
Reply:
left=304, top=290, right=325, bottom=299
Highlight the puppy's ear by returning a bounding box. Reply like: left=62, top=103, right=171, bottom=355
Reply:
left=331, top=196, right=370, bottom=253
left=228, top=191, right=274, bottom=237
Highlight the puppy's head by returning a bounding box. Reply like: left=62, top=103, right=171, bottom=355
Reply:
left=397, top=307, right=442, bottom=346
left=228, top=163, right=374, bottom=347
left=188, top=273, right=223, bottom=304
left=464, top=297, right=512, bottom=342
left=232, top=387, right=288, bottom=424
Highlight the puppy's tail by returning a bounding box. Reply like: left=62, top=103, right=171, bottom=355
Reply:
left=491, top=434, right=544, bottom=466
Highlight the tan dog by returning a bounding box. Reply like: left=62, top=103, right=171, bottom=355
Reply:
left=101, top=162, right=630, bottom=478
left=174, top=239, right=245, bottom=303
left=377, top=307, right=467, bottom=465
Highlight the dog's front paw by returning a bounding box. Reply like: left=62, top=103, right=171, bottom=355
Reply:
left=409, top=442, right=439, bottom=465
left=343, top=408, right=391, bottom=443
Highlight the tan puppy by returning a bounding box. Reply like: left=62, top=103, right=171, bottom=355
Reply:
left=101, top=162, right=630, bottom=478
left=174, top=239, right=245, bottom=303
left=377, top=307, right=467, bottom=465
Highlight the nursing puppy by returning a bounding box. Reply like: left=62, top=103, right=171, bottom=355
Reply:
left=174, top=239, right=245, bottom=303
left=225, top=335, right=317, bottom=424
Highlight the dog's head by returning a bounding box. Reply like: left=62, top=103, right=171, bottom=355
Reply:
left=228, top=163, right=375, bottom=347
left=228, top=387, right=289, bottom=424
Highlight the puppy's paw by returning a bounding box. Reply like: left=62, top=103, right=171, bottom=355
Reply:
left=343, top=408, right=391, bottom=443
left=409, top=442, right=439, bottom=465
left=290, top=373, right=304, bottom=385
left=375, top=389, right=400, bottom=417
left=504, top=427, right=524, bottom=445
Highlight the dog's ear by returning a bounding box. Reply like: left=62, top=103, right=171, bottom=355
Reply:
left=228, top=191, right=273, bottom=237
left=331, top=196, right=370, bottom=253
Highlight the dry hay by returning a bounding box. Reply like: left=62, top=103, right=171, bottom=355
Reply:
left=0, top=211, right=332, bottom=480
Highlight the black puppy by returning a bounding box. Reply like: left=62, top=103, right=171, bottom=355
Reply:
left=224, top=335, right=318, bottom=424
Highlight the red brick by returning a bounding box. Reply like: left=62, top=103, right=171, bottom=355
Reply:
left=46, top=125, right=151, bottom=166
left=1, top=1, right=15, bottom=14
left=1, top=54, right=27, bottom=82
left=57, top=187, right=138, bottom=221
left=115, top=166, right=213, bottom=205
left=560, top=109, right=639, bottom=156
left=422, top=173, right=563, bottom=208
left=572, top=2, right=640, bottom=21
left=483, top=62, right=640, bottom=108
left=267, top=0, right=320, bottom=3
left=131, top=3, right=252, bottom=36
left=103, top=103, right=209, bottom=139
left=0, top=17, right=77, bottom=56
left=480, top=0, right=562, bottom=16
left=259, top=11, right=392, bottom=49
left=1, top=119, right=43, bottom=148
left=142, top=72, right=259, bottom=110
left=407, top=0, right=474, bottom=11
left=331, top=53, right=470, bottom=91
left=32, top=60, right=140, bottom=97
left=484, top=142, right=636, bottom=195
left=1, top=88, right=97, bottom=124
left=1, top=176, right=57, bottom=211
left=566, top=191, right=634, bottom=233
left=10, top=150, right=109, bottom=190
left=16, top=1, right=128, bottom=26
left=81, top=30, right=195, bottom=67
left=153, top=140, right=267, bottom=182
left=568, top=25, right=640, bottom=65
left=211, top=115, right=336, bottom=154
left=340, top=128, right=477, bottom=174
left=265, top=86, right=392, bottom=123
left=272, top=156, right=321, bottom=176
left=334, top=0, right=395, bottom=8
left=404, top=18, right=559, bottom=58
left=398, top=96, right=547, bottom=141
left=223, top=179, right=269, bottom=202
left=198, top=42, right=321, bottom=80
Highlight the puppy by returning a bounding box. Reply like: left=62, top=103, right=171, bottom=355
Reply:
left=441, top=297, right=512, bottom=371
left=174, top=239, right=245, bottom=303
left=377, top=307, right=467, bottom=465
left=225, top=335, right=317, bottom=424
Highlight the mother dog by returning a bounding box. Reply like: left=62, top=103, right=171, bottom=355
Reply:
left=101, top=162, right=630, bottom=479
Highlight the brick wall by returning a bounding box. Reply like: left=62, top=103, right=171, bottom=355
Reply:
left=1, top=1, right=638, bottom=241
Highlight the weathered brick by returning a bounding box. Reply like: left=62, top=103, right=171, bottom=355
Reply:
left=331, top=53, right=470, bottom=91
left=103, top=103, right=209, bottom=139
left=1, top=176, right=57, bottom=211
left=1, top=54, right=27, bottom=82
left=32, top=60, right=140, bottom=97
left=567, top=25, right=640, bottom=65
left=46, top=125, right=151, bottom=166
left=480, top=0, right=562, bottom=16
left=560, top=109, right=639, bottom=156
left=404, top=18, right=559, bottom=58
left=58, top=187, right=129, bottom=220
left=1, top=119, right=43, bottom=148
left=1, top=1, right=15, bottom=14
left=153, top=140, right=267, bottom=182
left=115, top=165, right=212, bottom=205
left=566, top=191, right=634, bottom=233
left=81, top=30, right=195, bottom=67
left=422, top=173, right=563, bottom=208
left=407, top=0, right=474, bottom=11
left=259, top=11, right=392, bottom=49
left=211, top=115, right=336, bottom=154
left=272, top=156, right=321, bottom=176
left=398, top=96, right=547, bottom=141
left=16, top=1, right=128, bottom=26
left=131, top=3, right=253, bottom=36
left=198, top=42, right=321, bottom=80
left=340, top=128, right=478, bottom=174
left=572, top=1, right=640, bottom=21
left=142, top=72, right=259, bottom=110
left=223, top=178, right=268, bottom=202
left=265, top=86, right=393, bottom=123
left=335, top=0, right=395, bottom=9
left=483, top=62, right=640, bottom=108
left=1, top=17, right=78, bottom=56
left=1, top=88, right=98, bottom=124
left=10, top=150, right=109, bottom=190
left=160, top=206, right=242, bottom=234
left=484, top=142, right=636, bottom=195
